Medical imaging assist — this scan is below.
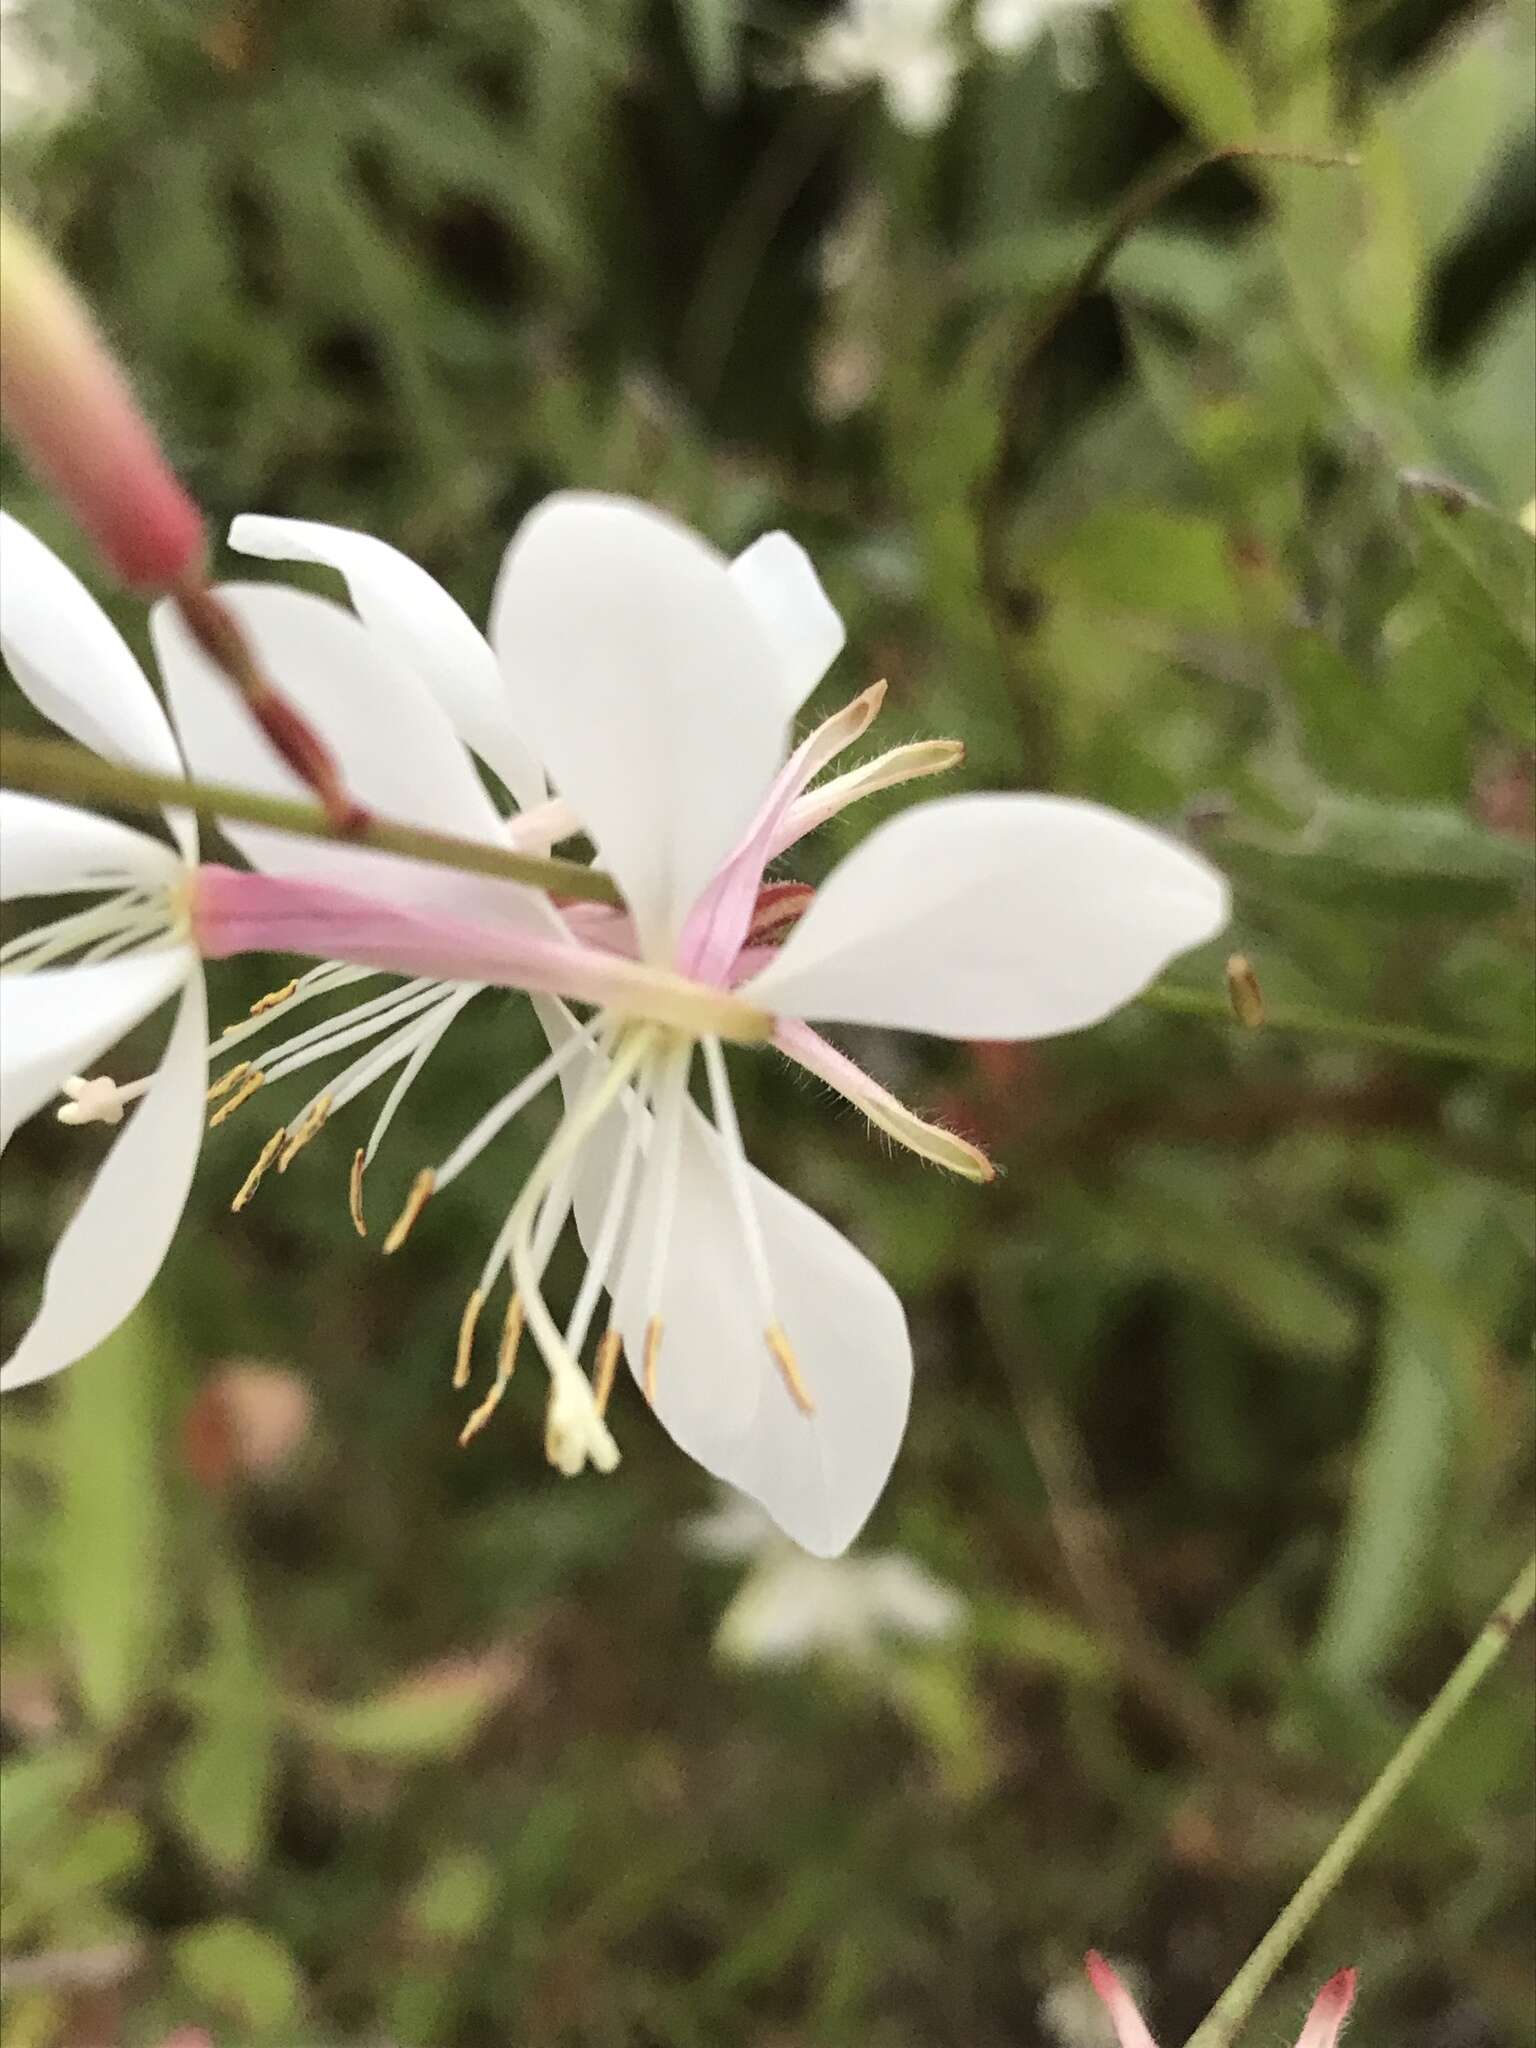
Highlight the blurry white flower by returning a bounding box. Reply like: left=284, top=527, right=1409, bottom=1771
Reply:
left=687, top=1489, right=964, bottom=1666
left=806, top=0, right=962, bottom=135
left=0, top=0, right=91, bottom=137
left=975, top=0, right=1115, bottom=87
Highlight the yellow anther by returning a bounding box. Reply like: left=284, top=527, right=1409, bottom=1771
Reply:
left=208, top=1068, right=265, bottom=1127
left=454, top=1287, right=485, bottom=1391
left=348, top=1148, right=367, bottom=1237
left=231, top=1128, right=285, bottom=1213
left=1226, top=952, right=1265, bottom=1030
left=207, top=1059, right=253, bottom=1103
left=277, top=1093, right=332, bottom=1172
left=457, top=1295, right=524, bottom=1447
left=592, top=1328, right=623, bottom=1418
left=382, top=1169, right=435, bottom=1254
left=249, top=977, right=299, bottom=1017
left=766, top=1322, right=815, bottom=1416
left=642, top=1316, right=664, bottom=1407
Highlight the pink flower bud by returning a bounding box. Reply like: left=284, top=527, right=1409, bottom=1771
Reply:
left=0, top=209, right=205, bottom=591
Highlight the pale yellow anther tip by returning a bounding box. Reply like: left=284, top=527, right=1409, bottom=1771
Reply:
left=348, top=1148, right=367, bottom=1237
left=249, top=977, right=299, bottom=1017
left=277, top=1093, right=332, bottom=1172
left=592, top=1328, right=623, bottom=1418
left=766, top=1322, right=815, bottom=1416
left=454, top=1287, right=485, bottom=1391
left=206, top=1059, right=252, bottom=1104
left=231, top=1128, right=285, bottom=1212
left=497, top=1294, right=525, bottom=1379
left=642, top=1316, right=664, bottom=1407
left=1226, top=951, right=1265, bottom=1030
left=382, top=1168, right=435, bottom=1255
left=208, top=1067, right=265, bottom=1127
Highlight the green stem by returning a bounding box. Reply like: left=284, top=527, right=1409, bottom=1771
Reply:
left=0, top=731, right=622, bottom=907
left=1186, top=1555, right=1536, bottom=2048
left=1142, top=983, right=1533, bottom=1072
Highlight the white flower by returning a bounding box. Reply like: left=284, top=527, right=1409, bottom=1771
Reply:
left=806, top=0, right=963, bottom=135
left=975, top=0, right=1115, bottom=85
left=158, top=494, right=1229, bottom=1554
left=0, top=0, right=91, bottom=138
left=687, top=1489, right=964, bottom=1666
left=0, top=514, right=206, bottom=1389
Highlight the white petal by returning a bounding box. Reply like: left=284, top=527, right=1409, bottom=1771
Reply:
left=0, top=791, right=181, bottom=900
left=883, top=44, right=958, bottom=131
left=490, top=494, right=789, bottom=957
left=0, top=950, right=189, bottom=1151
left=748, top=793, right=1230, bottom=1038
left=228, top=514, right=546, bottom=811
left=728, top=532, right=845, bottom=714
left=2, top=973, right=207, bottom=1390
left=153, top=583, right=554, bottom=933
left=1, top=514, right=196, bottom=860
left=975, top=0, right=1048, bottom=53
left=617, top=1104, right=912, bottom=1557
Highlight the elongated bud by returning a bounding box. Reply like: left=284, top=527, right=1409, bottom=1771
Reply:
left=0, top=209, right=205, bottom=592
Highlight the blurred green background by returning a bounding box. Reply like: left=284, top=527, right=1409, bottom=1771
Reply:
left=2, top=0, right=1534, bottom=2042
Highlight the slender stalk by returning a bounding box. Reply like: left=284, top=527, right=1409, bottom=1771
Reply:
left=0, top=732, right=623, bottom=908
left=1141, top=982, right=1533, bottom=1072
left=1186, top=1556, right=1536, bottom=2048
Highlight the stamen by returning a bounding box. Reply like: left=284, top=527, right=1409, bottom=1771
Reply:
left=208, top=1068, right=265, bottom=1126
left=362, top=987, right=477, bottom=1171
left=348, top=1148, right=368, bottom=1237
left=454, top=1287, right=485, bottom=1390
left=642, top=1317, right=663, bottom=1406
left=217, top=962, right=377, bottom=1046
left=250, top=977, right=299, bottom=1016
left=458, top=1295, right=524, bottom=1446
left=766, top=1322, right=816, bottom=1416
left=383, top=1168, right=435, bottom=1254
left=231, top=1129, right=286, bottom=1212
left=277, top=1092, right=331, bottom=1171
left=207, top=1059, right=254, bottom=1102
left=592, top=1329, right=622, bottom=1417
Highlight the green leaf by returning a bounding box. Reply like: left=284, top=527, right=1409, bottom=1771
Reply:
left=1312, top=1177, right=1502, bottom=1690
left=674, top=0, right=740, bottom=106
left=173, top=1918, right=305, bottom=2034
left=295, top=1655, right=512, bottom=1761
left=3, top=1812, right=150, bottom=1943
left=407, top=1848, right=499, bottom=1943
left=50, top=1307, right=170, bottom=1730
left=167, top=1566, right=279, bottom=1878
left=1039, top=505, right=1252, bottom=632
left=1399, top=481, right=1536, bottom=740
left=1222, top=795, right=1534, bottom=921
left=1121, top=0, right=1258, bottom=144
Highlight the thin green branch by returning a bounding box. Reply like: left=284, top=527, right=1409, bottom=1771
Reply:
left=1186, top=1555, right=1536, bottom=2048
left=0, top=732, right=623, bottom=908
left=1142, top=982, right=1533, bottom=1072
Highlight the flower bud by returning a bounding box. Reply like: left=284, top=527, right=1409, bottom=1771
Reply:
left=0, top=209, right=205, bottom=591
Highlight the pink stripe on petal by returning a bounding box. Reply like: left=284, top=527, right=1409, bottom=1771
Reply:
left=1085, top=1954, right=1159, bottom=2048
left=192, top=865, right=770, bottom=1041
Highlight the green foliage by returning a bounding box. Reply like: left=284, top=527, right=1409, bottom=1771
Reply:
left=1, top=0, right=1533, bottom=2043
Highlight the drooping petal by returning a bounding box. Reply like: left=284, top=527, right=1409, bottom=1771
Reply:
left=0, top=790, right=182, bottom=900
left=489, top=493, right=789, bottom=958
left=153, top=582, right=551, bottom=932
left=1084, top=1955, right=1159, bottom=2048
left=0, top=949, right=188, bottom=1151
left=728, top=532, right=845, bottom=714
left=1294, top=1970, right=1357, bottom=2048
left=0, top=512, right=195, bottom=858
left=748, top=793, right=1230, bottom=1039
left=228, top=514, right=546, bottom=811
left=2, top=972, right=207, bottom=1390
left=609, top=1101, right=911, bottom=1556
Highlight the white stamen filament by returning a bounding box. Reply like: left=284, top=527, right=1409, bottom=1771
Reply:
left=1, top=888, right=176, bottom=975
left=701, top=1035, right=775, bottom=1323
left=562, top=1059, right=648, bottom=1363
left=435, top=1019, right=602, bottom=1194
left=638, top=1043, right=691, bottom=1346
left=363, top=987, right=479, bottom=1169
left=213, top=961, right=380, bottom=1054
left=258, top=981, right=448, bottom=1087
